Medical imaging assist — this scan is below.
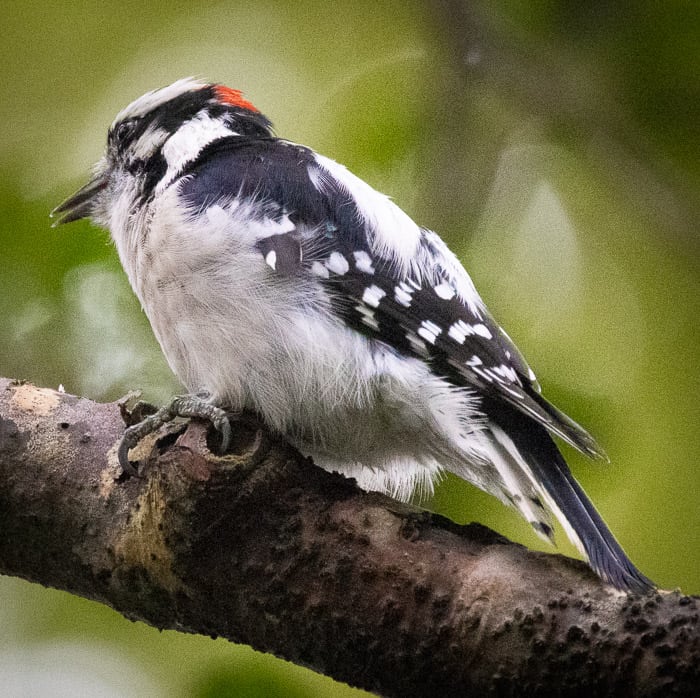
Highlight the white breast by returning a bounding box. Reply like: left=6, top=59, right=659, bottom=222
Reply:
left=113, top=187, right=487, bottom=502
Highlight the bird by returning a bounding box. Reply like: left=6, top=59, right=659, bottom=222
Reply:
left=53, top=78, right=653, bottom=593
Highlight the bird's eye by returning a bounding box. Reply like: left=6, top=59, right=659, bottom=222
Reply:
left=112, top=119, right=138, bottom=148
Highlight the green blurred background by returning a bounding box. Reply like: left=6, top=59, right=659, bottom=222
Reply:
left=1, top=1, right=698, bottom=695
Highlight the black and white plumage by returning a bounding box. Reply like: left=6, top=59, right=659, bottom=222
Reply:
left=53, top=78, right=652, bottom=592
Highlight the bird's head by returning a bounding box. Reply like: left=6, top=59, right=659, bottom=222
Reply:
left=52, top=78, right=270, bottom=226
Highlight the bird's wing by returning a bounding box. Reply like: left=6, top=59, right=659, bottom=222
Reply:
left=304, top=223, right=603, bottom=459
left=178, top=138, right=603, bottom=458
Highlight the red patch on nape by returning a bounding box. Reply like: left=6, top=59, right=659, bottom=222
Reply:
left=213, top=85, right=259, bottom=112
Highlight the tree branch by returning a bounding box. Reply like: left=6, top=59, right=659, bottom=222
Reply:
left=0, top=377, right=697, bottom=696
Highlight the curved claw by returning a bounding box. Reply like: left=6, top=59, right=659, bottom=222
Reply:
left=214, top=413, right=232, bottom=454
left=118, top=429, right=140, bottom=475
left=118, top=408, right=171, bottom=474
left=117, top=394, right=233, bottom=475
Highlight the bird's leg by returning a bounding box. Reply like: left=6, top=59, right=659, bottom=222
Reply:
left=118, top=393, right=232, bottom=475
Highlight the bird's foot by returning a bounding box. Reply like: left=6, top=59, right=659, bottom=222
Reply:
left=118, top=393, right=232, bottom=475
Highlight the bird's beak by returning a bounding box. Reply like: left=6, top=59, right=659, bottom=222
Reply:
left=51, top=172, right=108, bottom=226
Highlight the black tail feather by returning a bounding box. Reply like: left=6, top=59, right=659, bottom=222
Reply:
left=485, top=398, right=654, bottom=593
left=533, top=447, right=654, bottom=593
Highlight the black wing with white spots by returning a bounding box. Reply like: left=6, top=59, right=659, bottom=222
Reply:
left=307, top=230, right=604, bottom=458
left=179, top=138, right=601, bottom=457
left=254, top=207, right=602, bottom=459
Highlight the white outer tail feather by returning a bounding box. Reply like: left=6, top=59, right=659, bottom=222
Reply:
left=486, top=424, right=587, bottom=556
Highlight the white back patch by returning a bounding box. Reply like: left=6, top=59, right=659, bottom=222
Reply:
left=312, top=154, right=422, bottom=276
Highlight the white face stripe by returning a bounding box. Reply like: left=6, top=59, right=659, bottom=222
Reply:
left=158, top=112, right=234, bottom=192
left=129, top=125, right=170, bottom=161
left=112, top=77, right=207, bottom=126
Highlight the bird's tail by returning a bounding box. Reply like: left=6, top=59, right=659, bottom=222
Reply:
left=484, top=407, right=654, bottom=594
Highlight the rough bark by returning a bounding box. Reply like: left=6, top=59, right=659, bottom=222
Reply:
left=0, top=377, right=697, bottom=697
